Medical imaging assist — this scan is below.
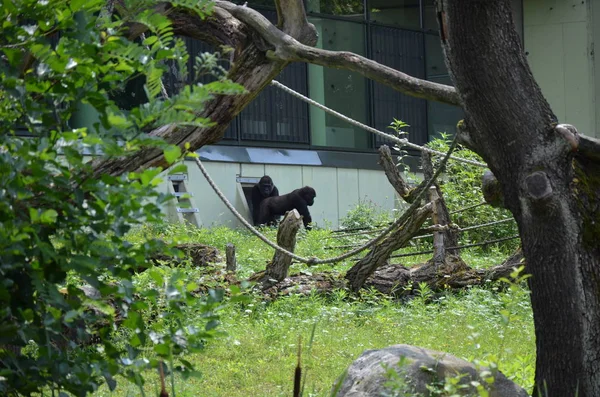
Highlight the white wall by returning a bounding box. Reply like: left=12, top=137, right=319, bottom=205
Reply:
left=524, top=0, right=595, bottom=136
left=161, top=160, right=400, bottom=229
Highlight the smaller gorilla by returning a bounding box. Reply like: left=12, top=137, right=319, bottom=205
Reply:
left=251, top=175, right=279, bottom=225
left=258, top=186, right=317, bottom=229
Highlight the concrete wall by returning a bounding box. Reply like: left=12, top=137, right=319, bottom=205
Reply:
left=160, top=160, right=401, bottom=229
left=524, top=0, right=596, bottom=137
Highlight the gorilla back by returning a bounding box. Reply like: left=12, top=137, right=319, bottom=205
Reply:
left=251, top=175, right=279, bottom=225
left=258, top=186, right=316, bottom=229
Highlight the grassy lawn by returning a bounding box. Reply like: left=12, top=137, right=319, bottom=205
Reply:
left=95, top=224, right=534, bottom=396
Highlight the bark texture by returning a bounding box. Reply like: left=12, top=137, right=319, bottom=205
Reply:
left=345, top=203, right=433, bottom=292
left=439, top=1, right=600, bottom=395
left=259, top=209, right=303, bottom=288
left=421, top=152, right=459, bottom=255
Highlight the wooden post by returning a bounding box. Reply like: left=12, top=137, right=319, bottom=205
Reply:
left=429, top=186, right=445, bottom=266
left=225, top=243, right=237, bottom=273
left=260, top=209, right=303, bottom=288
left=421, top=151, right=460, bottom=255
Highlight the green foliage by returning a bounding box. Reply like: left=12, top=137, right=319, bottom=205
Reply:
left=0, top=0, right=243, bottom=395
left=339, top=199, right=392, bottom=231
left=427, top=136, right=519, bottom=249
left=110, top=222, right=534, bottom=396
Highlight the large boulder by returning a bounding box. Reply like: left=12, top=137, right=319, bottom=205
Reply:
left=333, top=344, right=528, bottom=397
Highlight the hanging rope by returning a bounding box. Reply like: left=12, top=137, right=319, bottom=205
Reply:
left=193, top=137, right=459, bottom=265
left=270, top=80, right=487, bottom=168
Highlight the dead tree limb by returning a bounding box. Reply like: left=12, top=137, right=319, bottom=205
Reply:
left=421, top=151, right=460, bottom=254
left=378, top=145, right=419, bottom=203
left=257, top=209, right=303, bottom=288
left=345, top=203, right=433, bottom=293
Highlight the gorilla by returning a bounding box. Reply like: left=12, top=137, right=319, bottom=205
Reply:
left=258, top=186, right=317, bottom=229
left=251, top=175, right=279, bottom=225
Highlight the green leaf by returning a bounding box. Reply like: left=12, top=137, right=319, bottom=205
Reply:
left=40, top=209, right=58, bottom=224
left=29, top=208, right=39, bottom=223
left=164, top=145, right=182, bottom=165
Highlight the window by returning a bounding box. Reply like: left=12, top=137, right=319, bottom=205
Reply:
left=424, top=34, right=463, bottom=140
left=367, top=0, right=421, bottom=30
left=371, top=25, right=427, bottom=146
left=238, top=10, right=310, bottom=144
left=306, top=0, right=364, bottom=20
left=308, top=17, right=369, bottom=150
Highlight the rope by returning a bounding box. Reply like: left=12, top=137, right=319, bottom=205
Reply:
left=326, top=218, right=515, bottom=248
left=270, top=80, right=487, bottom=168
left=389, top=234, right=521, bottom=259
left=194, top=136, right=459, bottom=265
left=449, top=201, right=487, bottom=215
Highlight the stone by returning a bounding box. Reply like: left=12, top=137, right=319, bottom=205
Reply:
left=333, top=344, right=529, bottom=397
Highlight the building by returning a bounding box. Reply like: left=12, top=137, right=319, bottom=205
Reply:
left=120, top=0, right=597, bottom=229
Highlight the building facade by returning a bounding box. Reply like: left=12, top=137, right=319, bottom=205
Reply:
left=155, top=0, right=596, bottom=229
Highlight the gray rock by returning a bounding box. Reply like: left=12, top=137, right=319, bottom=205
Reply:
left=333, top=344, right=529, bottom=397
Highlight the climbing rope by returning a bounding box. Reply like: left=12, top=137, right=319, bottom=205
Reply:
left=388, top=235, right=521, bottom=259
left=270, top=80, right=488, bottom=168
left=194, top=137, right=459, bottom=265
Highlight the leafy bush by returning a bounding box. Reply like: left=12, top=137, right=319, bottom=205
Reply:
left=426, top=136, right=519, bottom=250
left=0, top=0, right=243, bottom=395
left=339, top=199, right=393, bottom=231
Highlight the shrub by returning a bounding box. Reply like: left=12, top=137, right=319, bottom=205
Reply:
left=0, top=0, right=243, bottom=395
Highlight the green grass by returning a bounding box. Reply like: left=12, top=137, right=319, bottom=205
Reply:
left=92, top=222, right=536, bottom=397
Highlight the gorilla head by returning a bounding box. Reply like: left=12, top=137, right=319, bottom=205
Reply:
left=299, top=186, right=316, bottom=206
left=258, top=175, right=275, bottom=197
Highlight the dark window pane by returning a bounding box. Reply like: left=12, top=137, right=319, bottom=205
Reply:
left=423, top=0, right=437, bottom=32
left=239, top=10, right=309, bottom=144
left=367, top=0, right=420, bottom=29
left=371, top=26, right=427, bottom=146
left=307, top=0, right=364, bottom=20
left=239, top=62, right=310, bottom=144
left=427, top=75, right=463, bottom=140
left=308, top=18, right=369, bottom=150
left=425, top=33, right=448, bottom=78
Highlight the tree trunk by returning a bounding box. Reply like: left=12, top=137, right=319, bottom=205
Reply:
left=439, top=1, right=600, bottom=395
left=259, top=209, right=303, bottom=288
left=422, top=151, right=460, bottom=255
left=345, top=203, right=433, bottom=292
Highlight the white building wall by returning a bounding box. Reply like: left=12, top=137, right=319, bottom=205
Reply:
left=524, top=0, right=596, bottom=136
left=161, top=159, right=401, bottom=229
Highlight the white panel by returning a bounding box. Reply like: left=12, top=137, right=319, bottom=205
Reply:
left=524, top=0, right=586, bottom=26
left=264, top=164, right=304, bottom=195
left=302, top=166, right=339, bottom=228
left=186, top=161, right=243, bottom=227
left=358, top=169, right=396, bottom=214
left=525, top=23, right=566, bottom=121
left=240, top=163, right=266, bottom=179
left=563, top=22, right=592, bottom=134
left=336, top=168, right=360, bottom=223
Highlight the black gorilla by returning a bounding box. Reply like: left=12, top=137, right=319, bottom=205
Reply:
left=251, top=175, right=279, bottom=225
left=258, top=186, right=317, bottom=229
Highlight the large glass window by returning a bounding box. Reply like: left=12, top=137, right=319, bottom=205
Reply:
left=424, top=34, right=463, bottom=140
left=367, top=0, right=421, bottom=30
left=306, top=0, right=364, bottom=20
left=371, top=25, right=427, bottom=146
left=308, top=18, right=369, bottom=150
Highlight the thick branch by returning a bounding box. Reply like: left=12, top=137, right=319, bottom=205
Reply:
left=217, top=1, right=459, bottom=105
left=273, top=0, right=317, bottom=45
left=345, top=203, right=433, bottom=292
left=377, top=145, right=418, bottom=202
